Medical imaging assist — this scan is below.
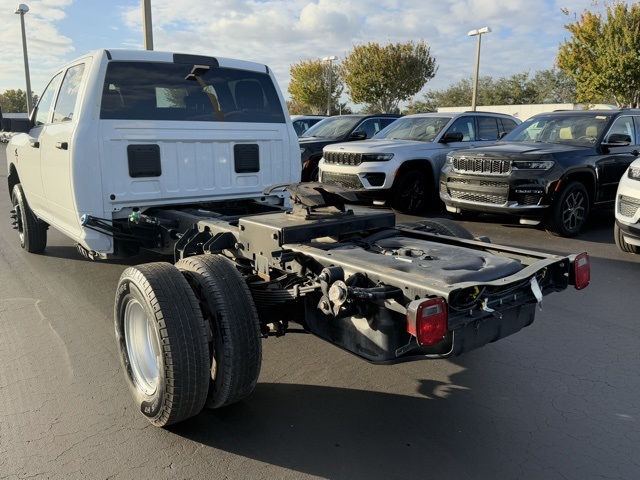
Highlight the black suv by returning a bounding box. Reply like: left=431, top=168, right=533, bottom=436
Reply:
left=298, top=114, right=401, bottom=181
left=440, top=109, right=640, bottom=236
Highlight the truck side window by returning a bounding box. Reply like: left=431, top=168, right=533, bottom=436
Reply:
left=34, top=73, right=63, bottom=127
left=53, top=64, right=85, bottom=123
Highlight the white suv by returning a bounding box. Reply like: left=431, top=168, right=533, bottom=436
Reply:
left=318, top=112, right=519, bottom=213
left=615, top=158, right=640, bottom=254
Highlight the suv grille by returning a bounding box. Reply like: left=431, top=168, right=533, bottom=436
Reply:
left=323, top=151, right=364, bottom=166
left=619, top=195, right=640, bottom=218
left=321, top=172, right=363, bottom=190
left=451, top=157, right=511, bottom=175
left=450, top=190, right=507, bottom=205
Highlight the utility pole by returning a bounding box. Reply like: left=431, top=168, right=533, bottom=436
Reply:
left=143, top=0, right=153, bottom=50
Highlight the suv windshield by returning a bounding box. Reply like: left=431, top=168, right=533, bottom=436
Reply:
left=301, top=116, right=362, bottom=139
left=503, top=113, right=613, bottom=146
left=100, top=61, right=286, bottom=123
left=376, top=116, right=450, bottom=142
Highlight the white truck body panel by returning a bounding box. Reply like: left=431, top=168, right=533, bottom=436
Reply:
left=7, top=49, right=300, bottom=254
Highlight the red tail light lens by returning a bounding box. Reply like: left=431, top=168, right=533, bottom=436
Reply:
left=406, top=298, right=448, bottom=346
left=573, top=252, right=590, bottom=290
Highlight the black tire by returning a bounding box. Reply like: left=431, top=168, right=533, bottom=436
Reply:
left=400, top=218, right=475, bottom=239
left=614, top=223, right=640, bottom=254
left=392, top=170, right=429, bottom=214
left=114, top=262, right=210, bottom=427
left=302, top=158, right=320, bottom=182
left=176, top=255, right=262, bottom=409
left=544, top=181, right=590, bottom=237
left=11, top=184, right=47, bottom=253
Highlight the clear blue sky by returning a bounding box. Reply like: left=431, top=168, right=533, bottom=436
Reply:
left=0, top=0, right=607, bottom=107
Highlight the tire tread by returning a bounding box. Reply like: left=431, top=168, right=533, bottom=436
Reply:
left=176, top=255, right=262, bottom=409
left=116, top=262, right=209, bottom=427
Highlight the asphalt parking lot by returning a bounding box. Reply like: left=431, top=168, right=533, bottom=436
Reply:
left=1, top=144, right=639, bottom=479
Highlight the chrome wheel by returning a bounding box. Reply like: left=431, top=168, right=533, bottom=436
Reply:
left=124, top=299, right=161, bottom=396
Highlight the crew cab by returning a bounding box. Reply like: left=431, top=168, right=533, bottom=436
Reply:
left=319, top=112, right=519, bottom=213
left=440, top=110, right=640, bottom=236
left=5, top=49, right=589, bottom=429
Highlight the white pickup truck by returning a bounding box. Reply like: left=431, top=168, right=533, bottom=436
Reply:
left=4, top=49, right=590, bottom=427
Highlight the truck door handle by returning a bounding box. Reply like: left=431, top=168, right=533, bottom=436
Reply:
left=55, top=142, right=68, bottom=150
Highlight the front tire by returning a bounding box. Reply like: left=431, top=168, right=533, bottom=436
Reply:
left=114, top=262, right=210, bottom=427
left=392, top=170, right=429, bottom=214
left=544, top=181, right=590, bottom=237
left=11, top=184, right=47, bottom=253
left=614, top=223, right=640, bottom=254
left=176, top=255, right=262, bottom=409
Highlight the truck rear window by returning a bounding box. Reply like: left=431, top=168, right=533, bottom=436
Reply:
left=100, top=61, right=286, bottom=123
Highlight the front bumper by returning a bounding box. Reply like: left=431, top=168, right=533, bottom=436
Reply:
left=319, top=162, right=397, bottom=199
left=439, top=166, right=560, bottom=218
left=615, top=178, right=640, bottom=246
left=616, top=218, right=640, bottom=246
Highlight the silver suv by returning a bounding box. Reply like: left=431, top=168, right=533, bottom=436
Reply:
left=318, top=112, right=519, bottom=213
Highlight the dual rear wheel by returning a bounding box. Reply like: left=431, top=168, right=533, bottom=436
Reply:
left=114, top=256, right=262, bottom=427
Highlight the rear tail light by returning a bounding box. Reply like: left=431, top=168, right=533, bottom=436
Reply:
left=573, top=252, right=590, bottom=290
left=406, top=298, right=448, bottom=346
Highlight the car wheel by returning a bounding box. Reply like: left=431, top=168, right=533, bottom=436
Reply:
left=177, top=255, right=262, bottom=409
left=392, top=170, right=429, bottom=214
left=544, top=181, right=590, bottom=237
left=614, top=223, right=640, bottom=254
left=11, top=184, right=47, bottom=253
left=114, top=262, right=210, bottom=427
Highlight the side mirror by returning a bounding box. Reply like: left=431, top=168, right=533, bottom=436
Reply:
left=441, top=131, right=464, bottom=143
left=2, top=118, right=33, bottom=134
left=602, top=133, right=631, bottom=147
left=349, top=131, right=367, bottom=141
left=498, top=131, right=508, bottom=140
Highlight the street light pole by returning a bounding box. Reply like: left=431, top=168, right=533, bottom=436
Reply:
left=322, top=56, right=337, bottom=116
left=142, top=0, right=153, bottom=50
left=15, top=3, right=33, bottom=114
left=468, top=26, right=491, bottom=112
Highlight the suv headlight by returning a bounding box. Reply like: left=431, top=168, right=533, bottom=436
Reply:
left=361, top=153, right=394, bottom=162
left=628, top=165, right=640, bottom=180
left=512, top=160, right=555, bottom=170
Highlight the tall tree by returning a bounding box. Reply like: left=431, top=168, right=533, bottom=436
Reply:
left=0, top=89, right=29, bottom=113
left=288, top=59, right=343, bottom=115
left=411, top=69, right=578, bottom=113
left=341, top=40, right=437, bottom=113
left=530, top=69, right=577, bottom=104
left=557, top=2, right=640, bottom=107
left=417, top=76, right=496, bottom=111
